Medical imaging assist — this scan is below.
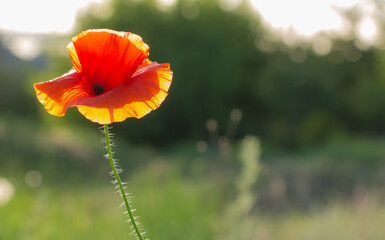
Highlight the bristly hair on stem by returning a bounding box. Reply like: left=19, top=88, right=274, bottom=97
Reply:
left=103, top=124, right=148, bottom=240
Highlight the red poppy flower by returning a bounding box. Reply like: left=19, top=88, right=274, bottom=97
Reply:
left=34, top=29, right=173, bottom=124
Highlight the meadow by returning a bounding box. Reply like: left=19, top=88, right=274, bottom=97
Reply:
left=2, top=0, right=385, bottom=239
left=1, top=116, right=385, bottom=240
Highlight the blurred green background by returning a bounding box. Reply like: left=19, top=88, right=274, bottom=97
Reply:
left=2, top=0, right=385, bottom=239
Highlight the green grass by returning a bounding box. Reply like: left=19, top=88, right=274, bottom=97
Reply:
left=2, top=169, right=385, bottom=240
left=2, top=115, right=385, bottom=239
left=1, top=184, right=124, bottom=240
left=0, top=163, right=223, bottom=240
left=256, top=203, right=385, bottom=240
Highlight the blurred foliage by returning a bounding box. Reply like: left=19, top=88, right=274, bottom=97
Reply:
left=1, top=0, right=385, bottom=149
left=74, top=0, right=385, bottom=148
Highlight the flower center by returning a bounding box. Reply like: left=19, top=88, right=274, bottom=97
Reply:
left=93, top=84, right=104, bottom=96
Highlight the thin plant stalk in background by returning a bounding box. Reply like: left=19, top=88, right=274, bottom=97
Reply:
left=33, top=29, right=173, bottom=239
left=219, top=135, right=261, bottom=240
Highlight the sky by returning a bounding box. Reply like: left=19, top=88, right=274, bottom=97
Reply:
left=248, top=0, right=379, bottom=42
left=0, top=0, right=379, bottom=59
left=249, top=0, right=358, bottom=37
left=0, top=0, right=104, bottom=34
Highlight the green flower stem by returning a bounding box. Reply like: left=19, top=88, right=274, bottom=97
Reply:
left=104, top=124, right=144, bottom=240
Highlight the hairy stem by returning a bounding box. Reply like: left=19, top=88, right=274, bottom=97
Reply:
left=104, top=124, right=144, bottom=240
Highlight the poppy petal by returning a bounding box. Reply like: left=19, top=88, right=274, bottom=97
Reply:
left=33, top=69, right=88, bottom=117
left=76, top=61, right=172, bottom=124
left=66, top=29, right=150, bottom=92
left=34, top=29, right=173, bottom=124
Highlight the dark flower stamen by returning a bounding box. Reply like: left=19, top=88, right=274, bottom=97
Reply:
left=93, top=84, right=104, bottom=95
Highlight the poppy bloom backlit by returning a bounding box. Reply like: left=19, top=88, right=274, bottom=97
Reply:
left=34, top=29, right=173, bottom=124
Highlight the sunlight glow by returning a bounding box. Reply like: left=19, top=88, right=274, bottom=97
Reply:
left=219, top=0, right=242, bottom=12
left=4, top=36, right=42, bottom=60
left=356, top=17, right=379, bottom=46
left=157, top=0, right=176, bottom=7
left=157, top=0, right=177, bottom=11
left=0, top=0, right=375, bottom=39
left=1, top=0, right=380, bottom=60
left=0, top=0, right=104, bottom=34
left=248, top=0, right=360, bottom=38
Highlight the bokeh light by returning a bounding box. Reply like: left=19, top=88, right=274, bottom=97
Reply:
left=0, top=177, right=15, bottom=207
left=25, top=170, right=43, bottom=188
